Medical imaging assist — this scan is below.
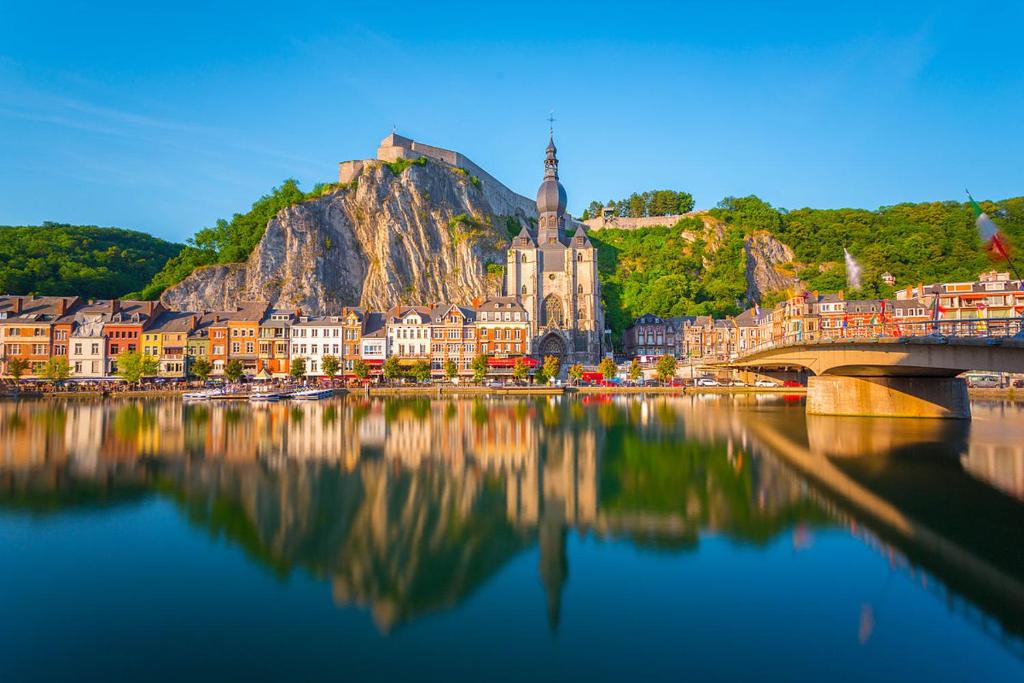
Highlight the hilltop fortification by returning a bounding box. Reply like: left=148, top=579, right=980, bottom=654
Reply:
left=339, top=133, right=537, bottom=218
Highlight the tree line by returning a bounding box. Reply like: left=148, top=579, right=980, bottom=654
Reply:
left=581, top=190, right=696, bottom=221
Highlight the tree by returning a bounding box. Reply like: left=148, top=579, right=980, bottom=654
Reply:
left=628, top=192, right=646, bottom=218
left=598, top=357, right=617, bottom=380
left=444, top=359, right=458, bottom=382
left=655, top=354, right=678, bottom=383
left=322, top=355, right=341, bottom=380
left=224, top=359, right=244, bottom=382
left=543, top=355, right=561, bottom=381
left=512, top=358, right=529, bottom=383
left=353, top=359, right=370, bottom=382
left=6, top=357, right=30, bottom=381
left=43, top=356, right=70, bottom=382
left=190, top=356, right=212, bottom=381
left=567, top=363, right=584, bottom=385
left=382, top=355, right=402, bottom=382
left=116, top=351, right=157, bottom=385
left=534, top=367, right=549, bottom=385
left=411, top=360, right=432, bottom=383
left=628, top=358, right=642, bottom=382
left=290, top=356, right=307, bottom=381
left=471, top=354, right=489, bottom=383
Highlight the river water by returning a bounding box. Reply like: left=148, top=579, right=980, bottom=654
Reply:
left=1, top=394, right=1022, bottom=681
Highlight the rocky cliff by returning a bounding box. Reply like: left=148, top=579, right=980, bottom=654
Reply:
left=744, top=231, right=798, bottom=302
left=160, top=158, right=535, bottom=313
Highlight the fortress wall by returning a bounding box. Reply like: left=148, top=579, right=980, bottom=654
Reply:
left=584, top=212, right=702, bottom=231
left=338, top=135, right=538, bottom=219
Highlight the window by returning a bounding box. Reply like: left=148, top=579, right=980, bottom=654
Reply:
left=577, top=253, right=583, bottom=262
left=74, top=343, right=82, bottom=355
left=577, top=284, right=584, bottom=294
left=521, top=253, right=527, bottom=263
left=521, top=285, right=527, bottom=295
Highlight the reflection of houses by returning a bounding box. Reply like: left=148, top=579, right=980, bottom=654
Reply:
left=0, top=395, right=850, bottom=635
left=961, top=403, right=1024, bottom=500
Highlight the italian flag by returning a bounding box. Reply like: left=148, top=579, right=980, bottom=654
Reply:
left=967, top=190, right=1011, bottom=260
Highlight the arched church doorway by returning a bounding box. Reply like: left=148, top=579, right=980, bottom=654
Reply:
left=538, top=332, right=567, bottom=359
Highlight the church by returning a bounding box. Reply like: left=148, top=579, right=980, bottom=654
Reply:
left=505, top=135, right=605, bottom=365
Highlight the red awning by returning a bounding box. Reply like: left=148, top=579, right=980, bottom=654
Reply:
left=487, top=356, right=539, bottom=368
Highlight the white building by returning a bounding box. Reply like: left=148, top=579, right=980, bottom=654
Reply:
left=385, top=306, right=433, bottom=366
left=289, top=316, right=345, bottom=377
left=69, top=315, right=108, bottom=378
left=359, top=312, right=388, bottom=369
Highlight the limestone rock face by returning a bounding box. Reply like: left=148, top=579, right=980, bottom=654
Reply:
left=744, top=231, right=798, bottom=302
left=160, top=159, right=534, bottom=313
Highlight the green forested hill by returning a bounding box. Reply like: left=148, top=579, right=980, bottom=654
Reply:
left=0, top=223, right=182, bottom=300
left=593, top=196, right=1024, bottom=342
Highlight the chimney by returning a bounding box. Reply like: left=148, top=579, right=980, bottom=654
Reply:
left=56, top=298, right=67, bottom=315
left=110, top=299, right=120, bottom=315
left=11, top=297, right=22, bottom=315
left=839, top=290, right=845, bottom=301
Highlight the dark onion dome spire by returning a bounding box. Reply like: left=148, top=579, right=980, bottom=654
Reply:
left=536, top=133, right=567, bottom=216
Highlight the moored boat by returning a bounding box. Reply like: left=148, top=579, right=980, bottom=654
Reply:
left=288, top=388, right=334, bottom=400
left=183, top=388, right=225, bottom=401
left=250, top=390, right=283, bottom=402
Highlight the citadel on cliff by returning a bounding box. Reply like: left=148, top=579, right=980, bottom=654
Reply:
left=341, top=130, right=605, bottom=365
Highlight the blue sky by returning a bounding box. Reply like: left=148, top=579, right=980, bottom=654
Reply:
left=1, top=0, right=1021, bottom=243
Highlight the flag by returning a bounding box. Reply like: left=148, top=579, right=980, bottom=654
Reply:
left=968, top=190, right=1012, bottom=260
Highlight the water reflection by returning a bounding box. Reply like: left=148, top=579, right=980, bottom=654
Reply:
left=0, top=395, right=1022, bottom=651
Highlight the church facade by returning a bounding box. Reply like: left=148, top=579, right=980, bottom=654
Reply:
left=505, top=136, right=604, bottom=366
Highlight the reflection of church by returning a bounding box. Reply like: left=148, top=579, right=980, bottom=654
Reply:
left=506, top=135, right=604, bottom=365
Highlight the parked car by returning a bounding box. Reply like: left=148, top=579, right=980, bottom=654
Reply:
left=731, top=380, right=747, bottom=387
left=696, top=378, right=719, bottom=387
left=754, top=379, right=778, bottom=388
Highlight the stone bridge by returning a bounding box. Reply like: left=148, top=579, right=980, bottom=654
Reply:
left=725, top=337, right=1024, bottom=419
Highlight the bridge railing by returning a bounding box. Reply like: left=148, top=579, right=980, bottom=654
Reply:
left=729, top=317, right=1024, bottom=361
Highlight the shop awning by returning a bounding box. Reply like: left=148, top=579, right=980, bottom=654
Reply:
left=487, top=356, right=539, bottom=368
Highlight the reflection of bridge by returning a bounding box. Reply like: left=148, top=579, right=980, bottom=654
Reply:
left=726, top=336, right=1024, bottom=419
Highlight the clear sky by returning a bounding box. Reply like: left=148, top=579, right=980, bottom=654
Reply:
left=1, top=0, right=1021, bottom=243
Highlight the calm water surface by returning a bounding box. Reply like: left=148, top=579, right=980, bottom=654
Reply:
left=1, top=394, right=1022, bottom=681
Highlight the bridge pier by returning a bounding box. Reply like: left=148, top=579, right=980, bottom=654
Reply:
left=806, top=375, right=970, bottom=419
